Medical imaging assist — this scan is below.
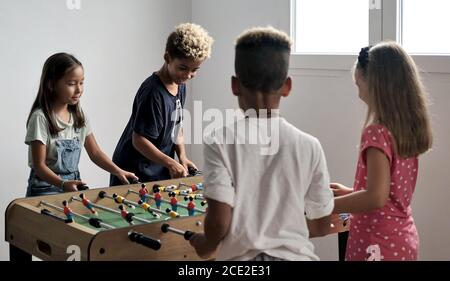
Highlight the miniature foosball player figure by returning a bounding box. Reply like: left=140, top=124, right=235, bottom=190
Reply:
left=62, top=200, right=74, bottom=222
left=137, top=199, right=160, bottom=218
left=184, top=194, right=204, bottom=200
left=112, top=193, right=135, bottom=209
left=153, top=184, right=162, bottom=209
left=166, top=208, right=180, bottom=218
left=119, top=204, right=134, bottom=225
left=139, top=183, right=149, bottom=202
left=186, top=196, right=195, bottom=216
left=79, top=193, right=98, bottom=215
left=169, top=191, right=178, bottom=212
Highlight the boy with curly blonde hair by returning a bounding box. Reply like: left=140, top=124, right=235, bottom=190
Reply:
left=111, top=23, right=213, bottom=185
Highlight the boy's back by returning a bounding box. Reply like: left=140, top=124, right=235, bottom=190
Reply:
left=189, top=26, right=333, bottom=261
left=203, top=114, right=333, bottom=260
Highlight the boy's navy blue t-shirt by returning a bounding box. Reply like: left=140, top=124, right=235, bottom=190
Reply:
left=111, top=73, right=186, bottom=185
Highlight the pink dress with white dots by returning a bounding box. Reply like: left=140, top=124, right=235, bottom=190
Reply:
left=345, top=124, right=419, bottom=261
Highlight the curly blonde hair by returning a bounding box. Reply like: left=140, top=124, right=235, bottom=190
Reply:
left=166, top=23, right=214, bottom=61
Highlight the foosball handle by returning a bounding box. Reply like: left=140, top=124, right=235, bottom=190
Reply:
left=130, top=179, right=140, bottom=184
left=188, top=167, right=202, bottom=177
left=161, top=223, right=195, bottom=241
left=128, top=231, right=161, bottom=250
left=161, top=223, right=170, bottom=233
left=184, top=230, right=195, bottom=240
left=78, top=184, right=89, bottom=191
left=98, top=191, right=106, bottom=198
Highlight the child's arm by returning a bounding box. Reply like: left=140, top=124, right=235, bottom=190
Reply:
left=189, top=198, right=232, bottom=259
left=333, top=147, right=390, bottom=214
left=132, top=132, right=187, bottom=178
left=330, top=183, right=353, bottom=196
left=31, top=141, right=83, bottom=192
left=84, top=134, right=138, bottom=184
left=307, top=215, right=331, bottom=238
left=174, top=128, right=197, bottom=171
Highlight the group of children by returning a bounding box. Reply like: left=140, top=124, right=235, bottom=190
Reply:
left=25, top=22, right=432, bottom=261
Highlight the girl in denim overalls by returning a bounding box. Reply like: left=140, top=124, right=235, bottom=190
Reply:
left=25, top=53, right=138, bottom=197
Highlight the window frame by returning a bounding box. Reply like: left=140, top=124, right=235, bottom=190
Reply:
left=290, top=0, right=450, bottom=73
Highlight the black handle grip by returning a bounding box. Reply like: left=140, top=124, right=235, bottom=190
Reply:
left=130, top=179, right=140, bottom=184
left=188, top=167, right=202, bottom=177
left=78, top=184, right=89, bottom=191
left=128, top=231, right=161, bottom=250
left=184, top=231, right=195, bottom=240
left=161, top=223, right=170, bottom=233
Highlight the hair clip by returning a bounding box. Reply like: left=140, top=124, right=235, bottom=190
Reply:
left=358, top=46, right=371, bottom=69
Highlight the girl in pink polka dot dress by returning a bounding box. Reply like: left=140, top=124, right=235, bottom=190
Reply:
left=331, top=42, right=433, bottom=261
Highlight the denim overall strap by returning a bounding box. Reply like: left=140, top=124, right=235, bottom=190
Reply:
left=26, top=137, right=82, bottom=197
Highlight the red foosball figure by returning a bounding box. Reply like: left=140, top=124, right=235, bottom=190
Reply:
left=139, top=183, right=149, bottom=201
left=119, top=204, right=134, bottom=225
left=79, top=193, right=98, bottom=215
left=153, top=184, right=162, bottom=209
left=62, top=200, right=74, bottom=222
left=187, top=196, right=195, bottom=216
left=169, top=191, right=178, bottom=212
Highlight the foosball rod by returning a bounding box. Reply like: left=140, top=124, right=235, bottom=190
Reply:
left=98, top=191, right=167, bottom=217
left=41, top=201, right=161, bottom=251
left=40, top=200, right=115, bottom=229
left=161, top=223, right=195, bottom=240
left=127, top=189, right=206, bottom=214
left=70, top=196, right=153, bottom=224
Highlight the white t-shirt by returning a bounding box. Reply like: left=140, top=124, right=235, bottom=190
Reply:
left=203, top=115, right=334, bottom=261
left=25, top=109, right=92, bottom=171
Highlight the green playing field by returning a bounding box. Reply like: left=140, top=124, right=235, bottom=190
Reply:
left=75, top=198, right=206, bottom=230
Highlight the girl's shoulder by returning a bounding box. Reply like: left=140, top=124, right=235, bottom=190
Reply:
left=361, top=123, right=395, bottom=153
left=28, top=108, right=48, bottom=124
left=363, top=123, right=392, bottom=138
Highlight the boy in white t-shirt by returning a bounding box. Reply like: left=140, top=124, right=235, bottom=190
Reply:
left=189, top=27, right=334, bottom=260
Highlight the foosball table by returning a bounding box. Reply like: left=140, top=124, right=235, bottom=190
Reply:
left=5, top=176, right=208, bottom=261
left=5, top=175, right=349, bottom=261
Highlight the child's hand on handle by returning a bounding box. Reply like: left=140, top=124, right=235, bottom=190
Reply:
left=330, top=183, right=353, bottom=197
left=168, top=160, right=188, bottom=178
left=179, top=158, right=198, bottom=175
left=114, top=169, right=139, bottom=185
left=189, top=233, right=217, bottom=260
left=63, top=180, right=85, bottom=192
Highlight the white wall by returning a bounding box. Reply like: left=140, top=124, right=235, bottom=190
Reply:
left=1, top=0, right=449, bottom=261
left=0, top=0, right=191, bottom=261
left=191, top=0, right=450, bottom=260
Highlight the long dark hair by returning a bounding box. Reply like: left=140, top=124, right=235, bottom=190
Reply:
left=27, top=53, right=86, bottom=136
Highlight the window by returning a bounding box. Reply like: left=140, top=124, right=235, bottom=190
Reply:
left=292, top=0, right=369, bottom=54
left=290, top=0, right=450, bottom=72
left=401, top=0, right=450, bottom=54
